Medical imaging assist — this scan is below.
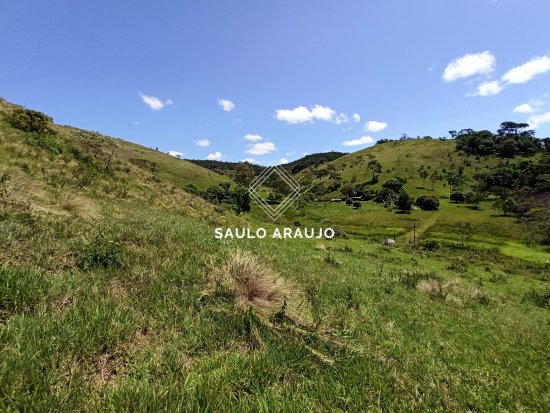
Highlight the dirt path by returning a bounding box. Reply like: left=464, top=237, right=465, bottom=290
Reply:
left=398, top=213, right=440, bottom=243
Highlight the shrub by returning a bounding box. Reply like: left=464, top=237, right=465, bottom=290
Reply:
left=416, top=195, right=439, bottom=211
left=352, top=201, right=361, bottom=209
left=7, top=108, right=53, bottom=133
left=421, top=239, right=440, bottom=251
left=522, top=288, right=550, bottom=309
left=77, top=232, right=123, bottom=271
left=450, top=191, right=466, bottom=203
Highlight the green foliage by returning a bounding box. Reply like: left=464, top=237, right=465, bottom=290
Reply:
left=382, top=177, right=406, bottom=192
left=421, top=239, right=440, bottom=251
left=231, top=187, right=251, bottom=215
left=522, top=288, right=550, bottom=309
left=7, top=108, right=53, bottom=133
left=396, top=190, right=413, bottom=213
left=415, top=195, right=440, bottom=211
left=352, top=200, right=361, bottom=209
left=77, top=232, right=123, bottom=271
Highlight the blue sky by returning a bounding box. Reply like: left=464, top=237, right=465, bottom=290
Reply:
left=1, top=0, right=550, bottom=164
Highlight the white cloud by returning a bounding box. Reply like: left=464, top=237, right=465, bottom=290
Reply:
left=242, top=158, right=260, bottom=164
left=278, top=158, right=289, bottom=164
left=335, top=113, right=349, bottom=125
left=364, top=120, right=388, bottom=132
left=342, top=136, right=375, bottom=147
left=513, top=103, right=535, bottom=114
left=168, top=150, right=183, bottom=158
left=502, top=55, right=550, bottom=84
left=442, top=51, right=495, bottom=82
left=528, top=111, right=550, bottom=128
left=217, top=98, right=235, bottom=112
left=310, top=105, right=336, bottom=121
left=275, top=104, right=349, bottom=124
left=206, top=151, right=223, bottom=161
left=244, top=133, right=263, bottom=142
left=139, top=92, right=173, bottom=111
left=352, top=113, right=361, bottom=123
left=195, top=139, right=211, bottom=147
left=275, top=106, right=313, bottom=124
left=245, top=141, right=277, bottom=155
left=475, top=80, right=503, bottom=96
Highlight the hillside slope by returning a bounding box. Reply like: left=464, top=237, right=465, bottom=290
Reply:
left=300, top=138, right=540, bottom=198
left=0, top=98, right=227, bottom=192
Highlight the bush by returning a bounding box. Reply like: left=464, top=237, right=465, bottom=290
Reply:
left=77, top=232, right=123, bottom=271
left=421, top=239, right=440, bottom=251
left=416, top=195, right=440, bottom=211
left=352, top=201, right=361, bottom=209
left=450, top=191, right=466, bottom=203
left=523, top=288, right=550, bottom=309
left=7, top=108, right=53, bottom=133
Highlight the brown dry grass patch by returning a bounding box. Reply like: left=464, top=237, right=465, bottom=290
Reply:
left=221, top=250, right=288, bottom=312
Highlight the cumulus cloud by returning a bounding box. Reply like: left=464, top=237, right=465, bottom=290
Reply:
left=217, top=98, right=235, bottom=112
left=275, top=104, right=357, bottom=125
left=342, top=136, right=375, bottom=147
left=513, top=103, right=535, bottom=114
left=195, top=139, right=211, bottom=147
left=364, top=120, right=388, bottom=132
left=502, top=55, right=550, bottom=84
left=527, top=111, right=550, bottom=128
left=139, top=92, right=173, bottom=111
left=278, top=158, right=289, bottom=164
left=244, top=133, right=263, bottom=142
left=245, top=141, right=277, bottom=155
left=352, top=113, right=361, bottom=123
left=168, top=150, right=183, bottom=158
left=475, top=80, right=503, bottom=96
left=242, top=158, right=260, bottom=164
left=206, top=151, right=223, bottom=161
left=443, top=51, right=495, bottom=82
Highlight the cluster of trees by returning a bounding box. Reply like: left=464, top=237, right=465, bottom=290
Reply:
left=454, top=122, right=549, bottom=158
left=185, top=181, right=251, bottom=215
left=186, top=152, right=348, bottom=178
left=284, top=152, right=347, bottom=174
left=185, top=159, right=264, bottom=177
left=338, top=176, right=440, bottom=214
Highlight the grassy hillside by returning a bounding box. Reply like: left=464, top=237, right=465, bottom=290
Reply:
left=1, top=100, right=549, bottom=412
left=301, top=138, right=540, bottom=198
left=0, top=99, right=227, bottom=192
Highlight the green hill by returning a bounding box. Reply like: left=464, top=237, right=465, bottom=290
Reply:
left=299, top=138, right=541, bottom=198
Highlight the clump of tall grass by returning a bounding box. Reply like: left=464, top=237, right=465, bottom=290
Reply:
left=220, top=250, right=288, bottom=313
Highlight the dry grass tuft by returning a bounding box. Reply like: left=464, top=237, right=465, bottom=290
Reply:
left=417, top=278, right=491, bottom=305
left=58, top=195, right=97, bottom=218
left=223, top=250, right=288, bottom=312
left=416, top=278, right=444, bottom=299
left=315, top=243, right=328, bottom=251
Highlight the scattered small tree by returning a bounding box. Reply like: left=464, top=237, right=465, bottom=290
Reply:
left=455, top=221, right=472, bottom=247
